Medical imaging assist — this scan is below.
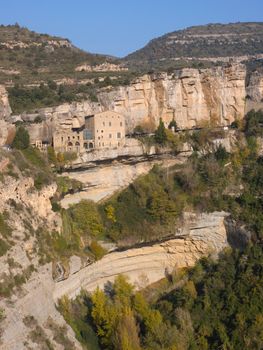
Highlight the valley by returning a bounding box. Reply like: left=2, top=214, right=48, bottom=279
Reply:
left=0, top=21, right=262, bottom=350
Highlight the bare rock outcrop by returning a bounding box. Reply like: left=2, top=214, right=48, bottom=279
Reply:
left=98, top=64, right=247, bottom=131
left=19, top=64, right=263, bottom=138
left=0, top=85, right=11, bottom=120
left=53, top=211, right=229, bottom=300
left=60, top=156, right=183, bottom=206
left=0, top=172, right=80, bottom=349
left=0, top=85, right=14, bottom=146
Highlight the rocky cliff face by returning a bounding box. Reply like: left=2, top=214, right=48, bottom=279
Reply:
left=20, top=63, right=263, bottom=135
left=0, top=159, right=81, bottom=350
left=0, top=85, right=14, bottom=146
left=53, top=211, right=229, bottom=300
left=0, top=85, right=11, bottom=119
left=99, top=64, right=248, bottom=131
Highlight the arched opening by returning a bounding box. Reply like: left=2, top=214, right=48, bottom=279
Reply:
left=84, top=142, right=88, bottom=149
left=89, top=142, right=94, bottom=149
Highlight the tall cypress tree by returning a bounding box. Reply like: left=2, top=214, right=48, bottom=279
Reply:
left=155, top=118, right=167, bottom=144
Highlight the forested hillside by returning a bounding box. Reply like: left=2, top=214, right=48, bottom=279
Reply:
left=124, top=22, right=263, bottom=69
left=57, top=110, right=263, bottom=349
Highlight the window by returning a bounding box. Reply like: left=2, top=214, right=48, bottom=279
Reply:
left=98, top=136, right=100, bottom=140
left=109, top=133, right=112, bottom=138
left=117, top=132, right=121, bottom=138
left=99, top=142, right=101, bottom=147
left=103, top=122, right=105, bottom=126
left=61, top=137, right=63, bottom=142
left=109, top=122, right=111, bottom=126
left=120, top=122, right=123, bottom=126
left=68, top=136, right=70, bottom=141
left=77, top=136, right=80, bottom=140
left=101, top=130, right=104, bottom=133
left=102, top=142, right=104, bottom=146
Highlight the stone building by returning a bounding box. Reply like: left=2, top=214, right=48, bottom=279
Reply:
left=84, top=111, right=125, bottom=149
left=52, top=111, right=125, bottom=153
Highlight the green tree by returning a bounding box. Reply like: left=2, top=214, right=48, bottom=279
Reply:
left=168, top=118, right=178, bottom=131
left=115, top=308, right=141, bottom=350
left=12, top=126, right=30, bottom=150
left=47, top=146, right=57, bottom=165
left=155, top=118, right=167, bottom=145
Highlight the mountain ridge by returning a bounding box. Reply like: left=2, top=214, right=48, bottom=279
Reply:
left=124, top=22, right=263, bottom=68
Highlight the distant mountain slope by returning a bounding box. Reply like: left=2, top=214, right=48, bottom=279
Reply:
left=124, top=22, right=263, bottom=67
left=0, top=24, right=118, bottom=84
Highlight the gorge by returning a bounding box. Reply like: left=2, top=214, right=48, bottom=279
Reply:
left=0, top=21, right=262, bottom=350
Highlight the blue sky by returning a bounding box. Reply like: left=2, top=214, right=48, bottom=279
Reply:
left=1, top=0, right=263, bottom=57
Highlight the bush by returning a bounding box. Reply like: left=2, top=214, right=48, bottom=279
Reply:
left=68, top=200, right=104, bottom=239
left=0, top=239, right=9, bottom=256
left=244, top=109, right=263, bottom=137
left=88, top=241, right=106, bottom=261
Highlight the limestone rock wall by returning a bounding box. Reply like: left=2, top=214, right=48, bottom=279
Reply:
left=98, top=64, right=247, bottom=131
left=0, top=85, right=11, bottom=120
left=53, top=211, right=229, bottom=300
left=0, top=170, right=81, bottom=349
left=17, top=64, right=263, bottom=137
left=0, top=85, right=14, bottom=146
left=61, top=156, right=183, bottom=206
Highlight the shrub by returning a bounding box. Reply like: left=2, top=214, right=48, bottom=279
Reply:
left=88, top=241, right=106, bottom=261
left=68, top=200, right=104, bottom=239
left=0, top=212, right=12, bottom=237
left=244, top=109, right=263, bottom=137
left=0, top=239, right=9, bottom=256
left=33, top=115, right=43, bottom=123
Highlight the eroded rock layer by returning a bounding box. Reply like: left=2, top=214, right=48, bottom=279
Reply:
left=53, top=211, right=229, bottom=301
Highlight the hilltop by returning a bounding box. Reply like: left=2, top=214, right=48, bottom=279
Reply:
left=0, top=24, right=121, bottom=84
left=124, top=22, right=263, bottom=69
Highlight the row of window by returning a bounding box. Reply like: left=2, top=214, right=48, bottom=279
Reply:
left=60, top=129, right=122, bottom=143
left=98, top=142, right=121, bottom=147
left=99, top=121, right=123, bottom=127
left=98, top=132, right=121, bottom=140
left=61, top=135, right=80, bottom=142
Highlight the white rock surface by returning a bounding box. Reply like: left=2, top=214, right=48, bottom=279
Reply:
left=61, top=156, right=183, bottom=206
left=53, top=212, right=229, bottom=300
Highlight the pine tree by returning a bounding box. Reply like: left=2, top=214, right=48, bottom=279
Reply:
left=155, top=118, right=167, bottom=144
left=168, top=118, right=178, bottom=131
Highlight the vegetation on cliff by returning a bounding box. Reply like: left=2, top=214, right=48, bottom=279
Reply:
left=56, top=111, right=263, bottom=349
left=59, top=243, right=263, bottom=350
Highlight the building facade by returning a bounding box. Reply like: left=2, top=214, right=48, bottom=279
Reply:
left=85, top=111, right=125, bottom=149
left=52, top=111, right=125, bottom=154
